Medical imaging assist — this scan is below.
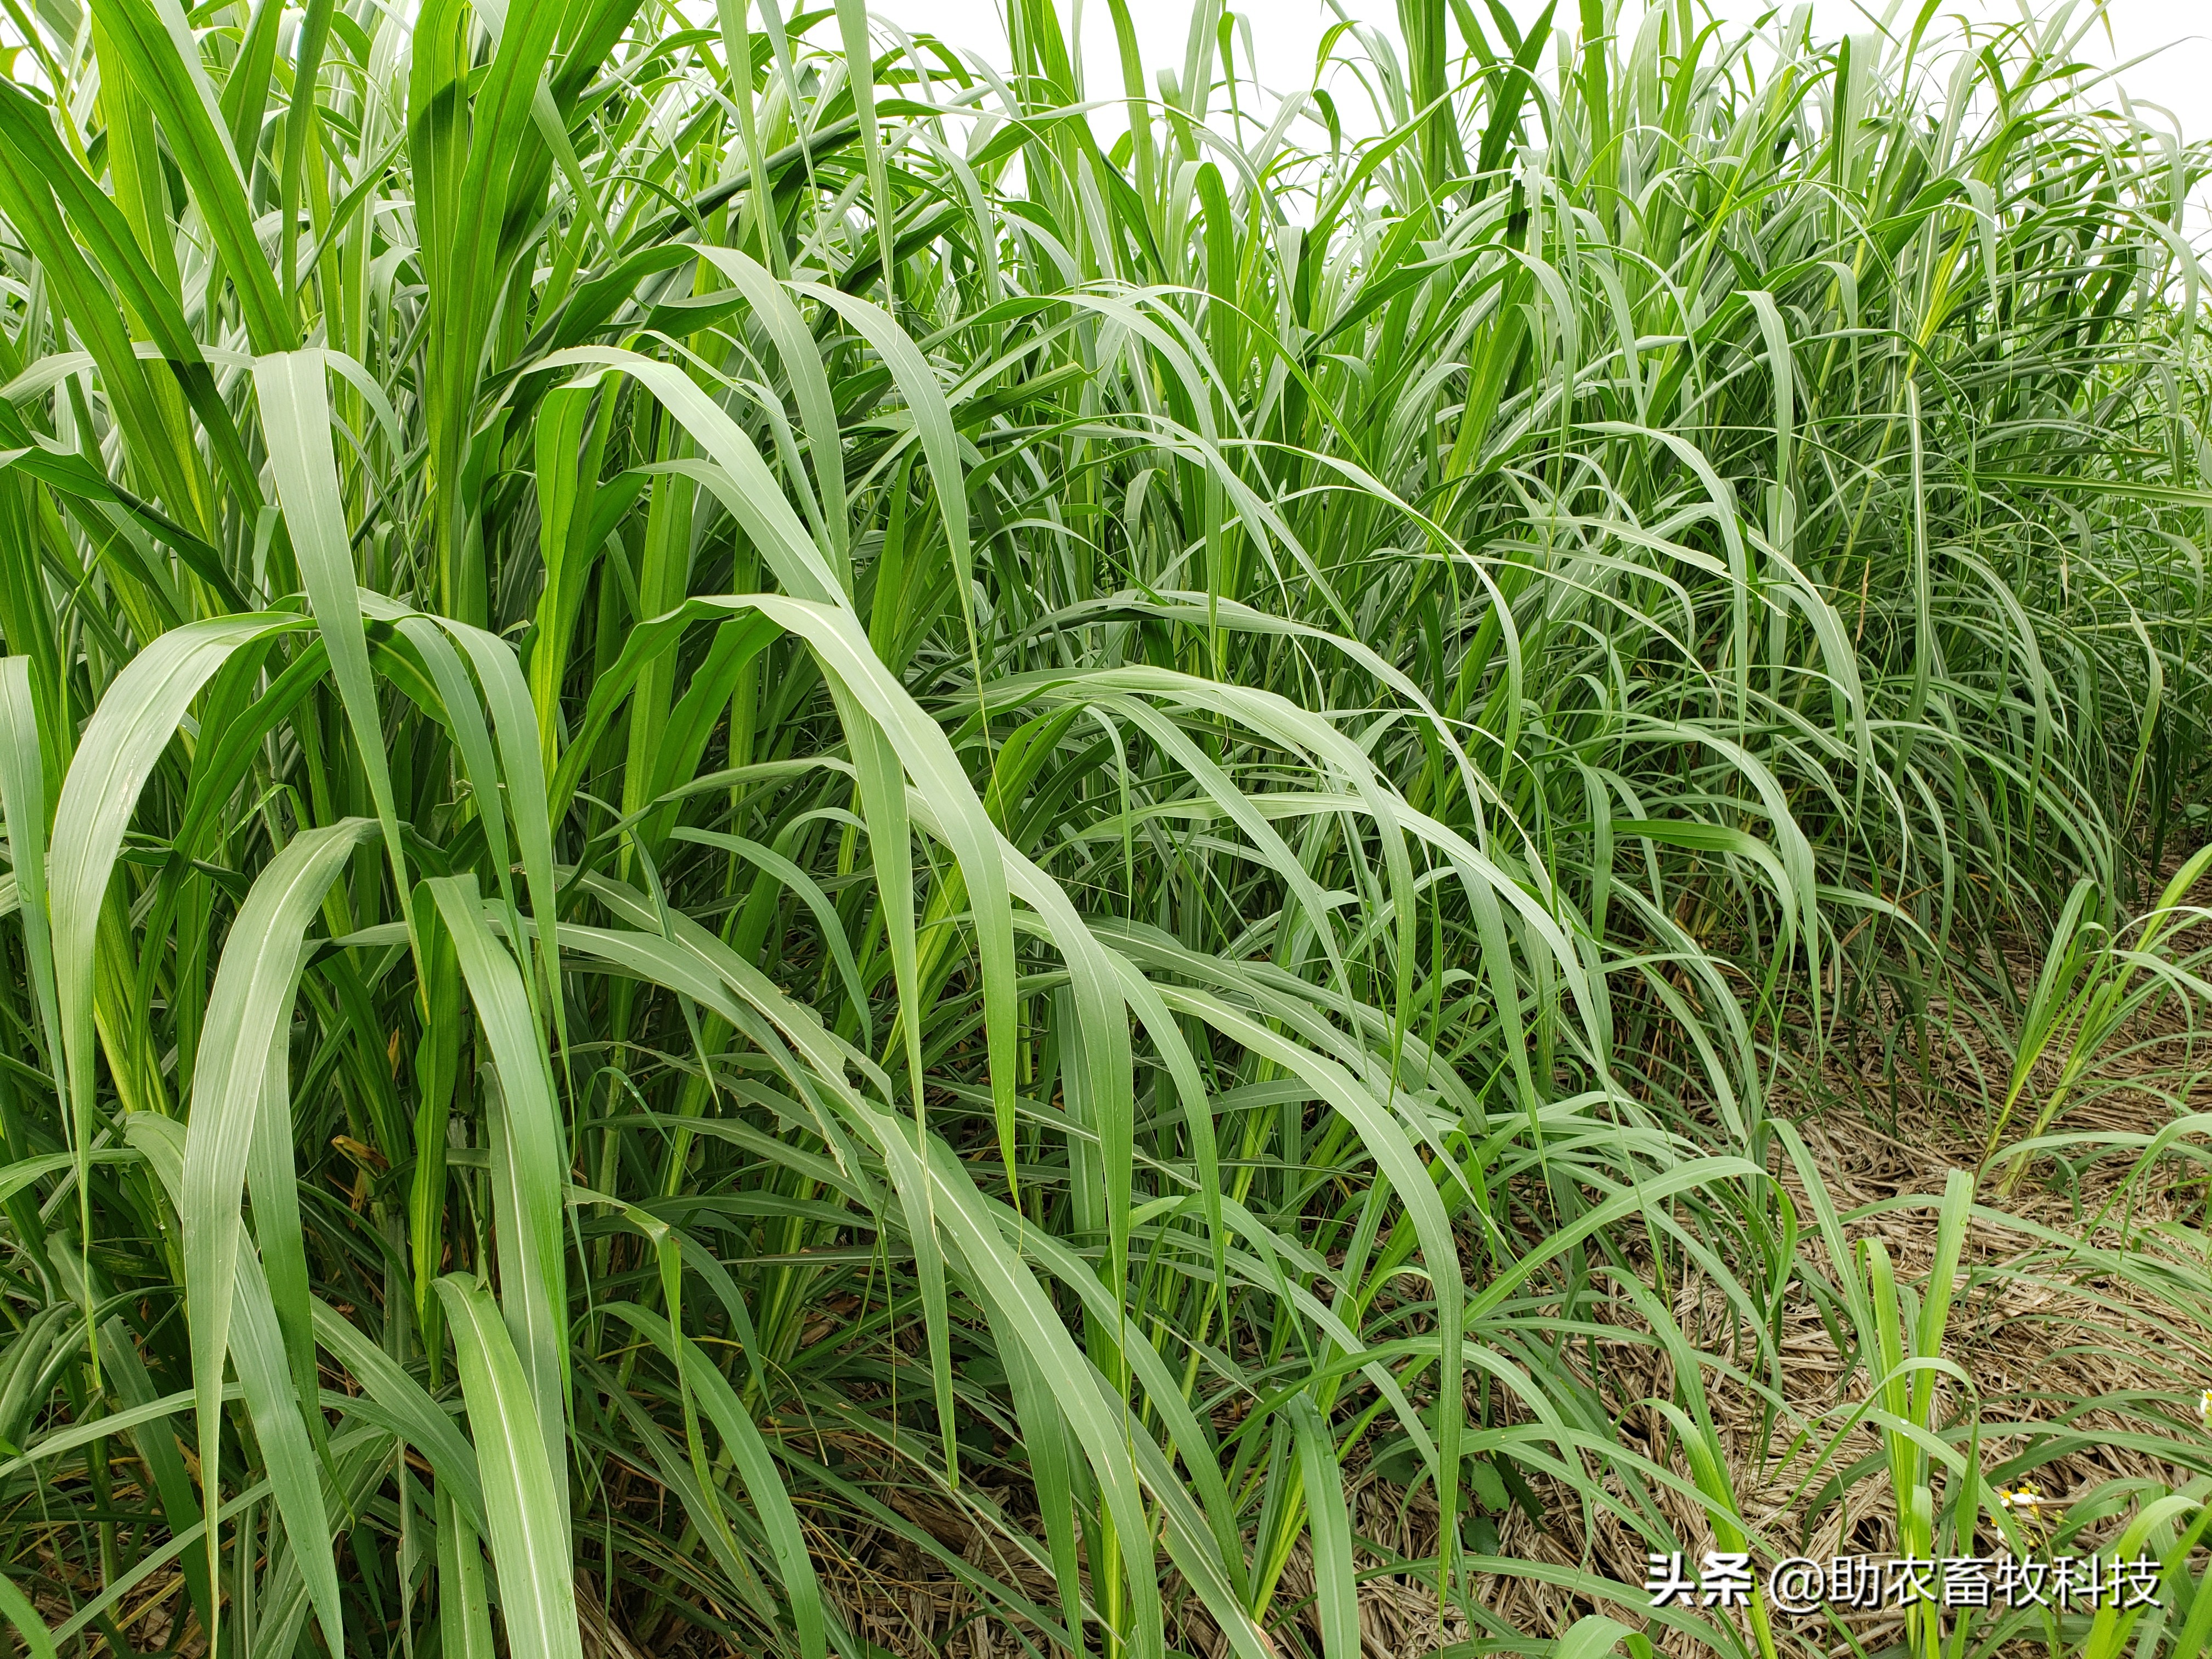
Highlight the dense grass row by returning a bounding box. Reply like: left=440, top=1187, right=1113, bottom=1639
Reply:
left=0, top=0, right=2206, bottom=1654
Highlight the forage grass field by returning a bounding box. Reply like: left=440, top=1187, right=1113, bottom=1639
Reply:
left=0, top=0, right=2209, bottom=1654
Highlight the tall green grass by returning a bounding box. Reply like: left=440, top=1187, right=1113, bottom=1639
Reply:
left=0, top=0, right=2204, bottom=1654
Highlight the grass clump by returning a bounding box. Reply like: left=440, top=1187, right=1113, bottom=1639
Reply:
left=0, top=0, right=2206, bottom=1655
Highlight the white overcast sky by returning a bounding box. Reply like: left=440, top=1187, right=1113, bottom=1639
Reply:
left=865, top=0, right=2209, bottom=143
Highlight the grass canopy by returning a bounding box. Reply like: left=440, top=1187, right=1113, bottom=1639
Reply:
left=0, top=0, right=2205, bottom=1655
